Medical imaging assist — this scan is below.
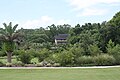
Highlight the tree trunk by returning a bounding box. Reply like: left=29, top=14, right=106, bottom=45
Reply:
left=7, top=52, right=12, bottom=63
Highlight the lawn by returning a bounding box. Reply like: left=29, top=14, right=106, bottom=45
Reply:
left=0, top=67, right=120, bottom=80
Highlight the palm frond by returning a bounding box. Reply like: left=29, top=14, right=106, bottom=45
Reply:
left=8, top=22, right=13, bottom=35
left=3, top=23, right=7, bottom=31
left=13, top=24, right=18, bottom=32
left=0, top=34, right=6, bottom=41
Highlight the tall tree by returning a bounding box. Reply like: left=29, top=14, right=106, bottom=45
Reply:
left=0, top=22, right=23, bottom=63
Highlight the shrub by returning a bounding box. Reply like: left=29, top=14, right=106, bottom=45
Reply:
left=88, top=44, right=102, bottom=56
left=93, top=54, right=115, bottom=66
left=107, top=41, right=120, bottom=64
left=45, top=51, right=74, bottom=66
left=53, top=63, right=60, bottom=67
left=31, top=58, right=39, bottom=64
left=69, top=46, right=84, bottom=57
left=45, top=54, right=58, bottom=64
left=36, top=63, right=44, bottom=67
left=56, top=50, right=74, bottom=66
left=107, top=41, right=120, bottom=56
left=27, top=49, right=39, bottom=57
left=6, top=62, right=13, bottom=67
left=13, top=50, right=20, bottom=56
left=12, top=61, right=24, bottom=67
left=113, top=55, right=120, bottom=65
left=76, top=56, right=94, bottom=66
left=0, top=51, right=6, bottom=57
left=37, top=48, right=50, bottom=62
left=17, top=50, right=32, bottom=64
left=0, top=61, right=5, bottom=67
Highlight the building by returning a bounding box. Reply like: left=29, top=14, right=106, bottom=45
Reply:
left=55, top=34, right=69, bottom=45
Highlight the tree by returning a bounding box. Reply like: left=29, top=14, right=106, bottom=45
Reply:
left=97, top=14, right=120, bottom=52
left=108, top=11, right=120, bottom=27
left=0, top=22, right=23, bottom=63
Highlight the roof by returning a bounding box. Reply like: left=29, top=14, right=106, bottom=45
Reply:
left=55, top=34, right=69, bottom=40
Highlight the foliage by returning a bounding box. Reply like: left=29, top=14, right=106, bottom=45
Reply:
left=37, top=48, right=51, bottom=62
left=0, top=22, right=23, bottom=63
left=93, top=54, right=115, bottom=66
left=88, top=44, right=102, bottom=56
left=12, top=61, right=24, bottom=67
left=107, top=40, right=120, bottom=64
left=0, top=51, right=6, bottom=57
left=76, top=56, right=94, bottom=66
left=55, top=50, right=74, bottom=66
left=31, top=58, right=39, bottom=64
left=17, top=50, right=32, bottom=64
left=108, top=11, right=120, bottom=27
left=0, top=61, right=5, bottom=67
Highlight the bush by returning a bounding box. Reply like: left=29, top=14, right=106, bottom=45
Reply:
left=12, top=61, right=24, bottom=67
left=0, top=61, right=5, bottom=67
left=76, top=56, right=94, bottom=66
left=45, top=53, right=58, bottom=64
left=56, top=50, right=74, bottom=66
left=0, top=51, right=6, bottom=57
left=27, top=49, right=39, bottom=57
left=107, top=41, right=120, bottom=56
left=107, top=43, right=120, bottom=64
left=31, top=58, right=39, bottom=64
left=113, top=55, right=120, bottom=65
left=69, top=46, right=84, bottom=57
left=53, top=63, right=60, bottom=67
left=45, top=50, right=74, bottom=66
left=93, top=54, right=115, bottom=66
left=37, top=48, right=50, bottom=62
left=6, top=63, right=13, bottom=67
left=88, top=44, right=102, bottom=56
left=17, top=50, right=32, bottom=64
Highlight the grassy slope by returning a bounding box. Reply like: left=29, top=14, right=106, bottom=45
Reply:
left=0, top=68, right=120, bottom=80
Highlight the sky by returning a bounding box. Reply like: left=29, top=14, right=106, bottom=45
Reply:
left=0, top=0, right=120, bottom=29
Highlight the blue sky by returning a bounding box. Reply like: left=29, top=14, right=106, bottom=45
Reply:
left=0, top=0, right=120, bottom=29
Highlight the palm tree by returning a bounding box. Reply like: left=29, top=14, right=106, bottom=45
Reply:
left=0, top=22, right=23, bottom=63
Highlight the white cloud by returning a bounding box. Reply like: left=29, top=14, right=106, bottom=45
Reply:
left=0, top=16, right=71, bottom=29
left=77, top=8, right=108, bottom=16
left=21, top=16, right=54, bottom=29
left=57, top=19, right=71, bottom=25
left=68, top=0, right=120, bottom=10
left=67, top=0, right=120, bottom=16
left=20, top=16, right=71, bottom=29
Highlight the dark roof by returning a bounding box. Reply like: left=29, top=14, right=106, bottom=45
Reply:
left=55, top=34, right=69, bottom=40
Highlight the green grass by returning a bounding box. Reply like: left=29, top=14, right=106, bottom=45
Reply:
left=0, top=67, right=120, bottom=80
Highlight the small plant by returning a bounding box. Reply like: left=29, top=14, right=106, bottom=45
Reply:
left=88, top=44, right=102, bottom=56
left=56, top=50, right=74, bottom=66
left=93, top=54, right=115, bottom=66
left=107, top=41, right=120, bottom=64
left=17, top=50, right=32, bottom=64
left=37, top=48, right=50, bottom=62
left=76, top=56, right=94, bottom=66
left=0, top=51, right=6, bottom=57
left=12, top=61, right=24, bottom=67
left=6, top=62, right=13, bottom=67
left=31, top=58, right=39, bottom=64
left=0, top=61, right=5, bottom=67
